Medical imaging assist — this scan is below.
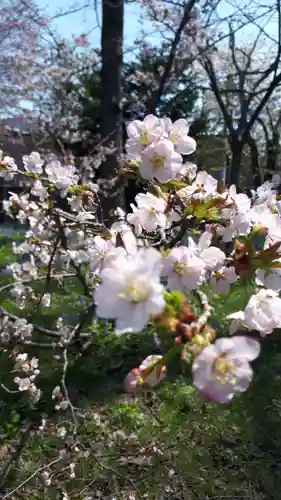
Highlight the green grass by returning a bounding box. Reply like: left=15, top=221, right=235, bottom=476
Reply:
left=1, top=240, right=281, bottom=499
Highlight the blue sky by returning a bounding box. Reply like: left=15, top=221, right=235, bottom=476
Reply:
left=37, top=0, right=150, bottom=48
left=37, top=0, right=278, bottom=58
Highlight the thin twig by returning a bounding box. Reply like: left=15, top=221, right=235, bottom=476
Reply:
left=0, top=423, right=33, bottom=488
left=61, top=348, right=78, bottom=432
left=1, top=457, right=61, bottom=499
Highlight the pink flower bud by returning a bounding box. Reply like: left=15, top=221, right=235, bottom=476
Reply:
left=123, top=355, right=167, bottom=393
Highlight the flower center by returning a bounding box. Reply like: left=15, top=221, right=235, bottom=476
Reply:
left=150, top=207, right=160, bottom=219
left=170, top=132, right=180, bottom=144
left=119, top=279, right=150, bottom=303
left=195, top=183, right=205, bottom=194
left=215, top=271, right=223, bottom=282
left=151, top=154, right=165, bottom=168
left=213, top=354, right=236, bottom=384
left=174, top=262, right=186, bottom=276
left=140, top=130, right=149, bottom=145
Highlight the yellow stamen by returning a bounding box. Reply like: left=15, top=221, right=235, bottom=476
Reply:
left=118, top=280, right=149, bottom=303
left=213, top=354, right=236, bottom=385
left=174, top=262, right=186, bottom=276
left=151, top=154, right=165, bottom=168
left=170, top=132, right=179, bottom=144
left=140, top=130, right=149, bottom=145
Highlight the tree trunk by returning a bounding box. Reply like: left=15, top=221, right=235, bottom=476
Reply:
left=229, top=139, right=243, bottom=188
left=266, top=131, right=280, bottom=176
left=99, top=0, right=124, bottom=222
left=247, top=134, right=262, bottom=188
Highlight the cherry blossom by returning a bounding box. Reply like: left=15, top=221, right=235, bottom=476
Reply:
left=45, top=161, right=79, bottom=194
left=0, top=151, right=18, bottom=180
left=180, top=161, right=197, bottom=181
left=243, top=289, right=281, bottom=336
left=94, top=247, right=165, bottom=333
left=177, top=171, right=218, bottom=201
left=188, top=232, right=226, bottom=271
left=192, top=336, right=260, bottom=404
left=88, top=235, right=116, bottom=272
left=162, top=246, right=206, bottom=292
left=228, top=289, right=281, bottom=336
left=161, top=118, right=197, bottom=155
left=255, top=268, right=281, bottom=292
left=124, top=355, right=167, bottom=393
left=127, top=192, right=167, bottom=234
left=228, top=185, right=251, bottom=213
left=23, top=152, right=44, bottom=174
left=210, top=266, right=237, bottom=294
left=227, top=311, right=246, bottom=335
left=126, top=114, right=163, bottom=158
left=110, top=219, right=138, bottom=254
left=140, top=139, right=182, bottom=182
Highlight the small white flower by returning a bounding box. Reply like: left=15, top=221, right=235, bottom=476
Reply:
left=124, top=355, right=167, bottom=393
left=177, top=171, right=218, bottom=201
left=210, top=266, right=237, bottom=294
left=127, top=192, right=167, bottom=234
left=243, top=289, right=281, bottom=336
left=249, top=203, right=278, bottom=229
left=94, top=247, right=165, bottom=334
left=218, top=213, right=251, bottom=242
left=161, top=118, right=197, bottom=155
left=180, top=161, right=197, bottom=181
left=88, top=235, right=115, bottom=272
left=226, top=311, right=245, bottom=335
left=30, top=357, right=39, bottom=369
left=0, top=152, right=18, bottom=180
left=41, top=471, right=51, bottom=486
left=23, top=152, right=44, bottom=174
left=52, top=386, right=61, bottom=399
left=125, top=114, right=163, bottom=158
left=45, top=161, right=78, bottom=193
left=255, top=268, right=281, bottom=292
left=41, top=293, right=51, bottom=308
left=57, top=426, right=67, bottom=439
left=31, top=180, right=47, bottom=200
left=110, top=220, right=137, bottom=254
left=228, top=185, right=251, bottom=213
left=15, top=377, right=32, bottom=391
left=140, top=139, right=182, bottom=183
left=191, top=171, right=218, bottom=200
left=192, top=336, right=260, bottom=404
left=162, top=246, right=206, bottom=292
left=189, top=232, right=225, bottom=271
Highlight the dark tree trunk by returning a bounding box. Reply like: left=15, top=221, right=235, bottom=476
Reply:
left=266, top=131, right=280, bottom=175
left=247, top=134, right=262, bottom=188
left=229, top=138, right=243, bottom=188
left=99, top=0, right=124, bottom=222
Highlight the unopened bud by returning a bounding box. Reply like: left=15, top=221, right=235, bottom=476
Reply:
left=252, top=224, right=267, bottom=237
left=203, top=328, right=216, bottom=343
left=192, top=334, right=206, bottom=346
left=178, top=323, right=192, bottom=340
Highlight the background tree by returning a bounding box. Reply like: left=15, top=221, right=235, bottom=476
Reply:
left=197, top=0, right=281, bottom=188
left=98, top=0, right=125, bottom=219
left=0, top=0, right=49, bottom=117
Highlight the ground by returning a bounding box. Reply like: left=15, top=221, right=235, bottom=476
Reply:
left=1, top=234, right=281, bottom=499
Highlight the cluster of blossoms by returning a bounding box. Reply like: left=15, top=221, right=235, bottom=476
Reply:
left=1, top=114, right=281, bottom=408
left=13, top=352, right=40, bottom=404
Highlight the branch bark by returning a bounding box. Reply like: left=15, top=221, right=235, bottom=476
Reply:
left=148, top=0, right=197, bottom=114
